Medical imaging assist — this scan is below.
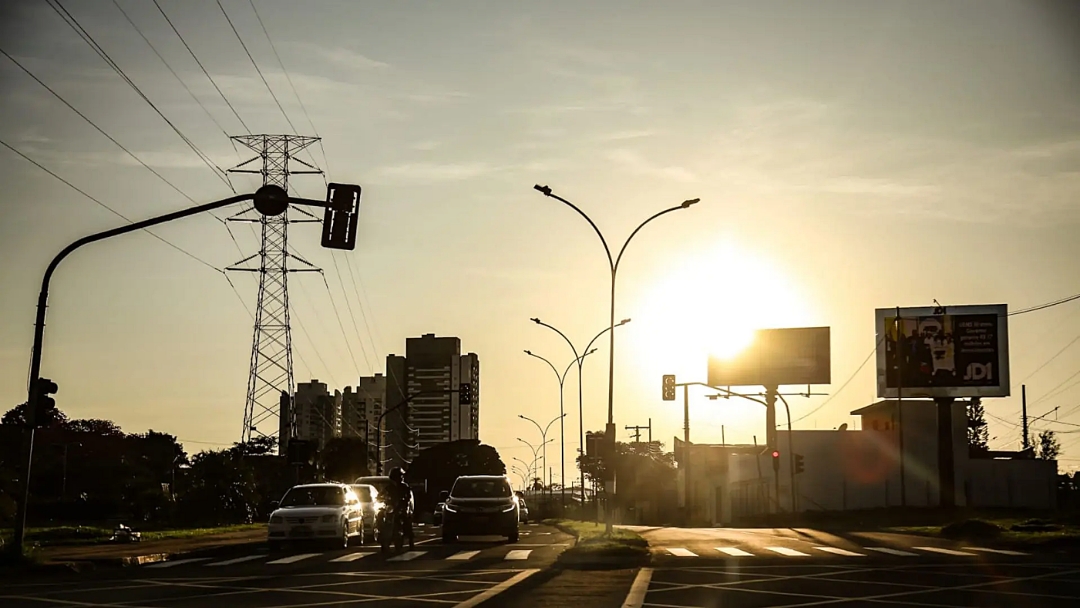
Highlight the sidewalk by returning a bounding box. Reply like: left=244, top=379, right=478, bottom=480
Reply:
left=38, top=528, right=267, bottom=566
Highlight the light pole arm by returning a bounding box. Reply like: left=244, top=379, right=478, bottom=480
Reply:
left=519, top=415, right=544, bottom=438
left=533, top=319, right=581, bottom=362
left=535, top=185, right=614, bottom=272
left=613, top=204, right=692, bottom=274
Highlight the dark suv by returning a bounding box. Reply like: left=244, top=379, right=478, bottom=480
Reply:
left=441, top=475, right=519, bottom=543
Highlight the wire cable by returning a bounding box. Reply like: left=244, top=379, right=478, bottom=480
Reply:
left=792, top=337, right=882, bottom=424
left=329, top=252, right=373, bottom=371
left=1, top=137, right=219, bottom=273
left=1009, top=292, right=1080, bottom=316
left=320, top=273, right=364, bottom=377
left=151, top=0, right=250, bottom=135
left=49, top=0, right=234, bottom=192
left=216, top=0, right=298, bottom=134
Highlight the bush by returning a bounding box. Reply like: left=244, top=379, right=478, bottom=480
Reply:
left=940, top=519, right=1003, bottom=539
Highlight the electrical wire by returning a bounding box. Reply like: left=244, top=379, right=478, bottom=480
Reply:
left=1, top=137, right=220, bottom=274
left=320, top=273, right=364, bottom=377
left=792, top=337, right=882, bottom=424
left=1009, top=292, right=1080, bottom=316
left=151, top=0, right=250, bottom=135
left=49, top=0, right=234, bottom=192
left=343, top=253, right=381, bottom=368
left=329, top=252, right=373, bottom=371
left=216, top=0, right=298, bottom=134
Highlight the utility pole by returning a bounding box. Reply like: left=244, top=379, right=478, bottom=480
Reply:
left=625, top=424, right=649, bottom=444
left=1022, top=384, right=1029, bottom=450
left=684, top=384, right=691, bottom=524
left=227, top=135, right=323, bottom=451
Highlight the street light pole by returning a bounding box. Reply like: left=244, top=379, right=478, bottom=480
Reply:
left=518, top=413, right=564, bottom=499
left=533, top=185, right=699, bottom=533
left=523, top=350, right=591, bottom=508
left=531, top=318, right=629, bottom=509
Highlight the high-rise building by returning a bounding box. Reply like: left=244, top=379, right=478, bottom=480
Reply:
left=289, top=379, right=341, bottom=450
left=341, top=374, right=386, bottom=465
left=383, top=334, right=480, bottom=471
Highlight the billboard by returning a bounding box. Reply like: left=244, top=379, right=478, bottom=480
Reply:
left=875, top=304, right=1009, bottom=399
left=707, top=327, right=831, bottom=388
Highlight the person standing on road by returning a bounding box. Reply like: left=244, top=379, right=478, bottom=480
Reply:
left=387, top=467, right=415, bottom=549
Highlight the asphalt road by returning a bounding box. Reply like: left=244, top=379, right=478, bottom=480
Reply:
left=0, top=523, right=573, bottom=607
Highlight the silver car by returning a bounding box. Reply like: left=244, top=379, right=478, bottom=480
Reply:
left=349, top=483, right=382, bottom=543
left=267, top=483, right=364, bottom=550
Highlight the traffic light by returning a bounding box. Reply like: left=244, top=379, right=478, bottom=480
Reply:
left=321, top=183, right=361, bottom=250
left=771, top=449, right=780, bottom=472
left=662, top=374, right=676, bottom=401
left=459, top=383, right=472, bottom=405
left=29, top=377, right=58, bottom=428
left=794, top=453, right=805, bottom=475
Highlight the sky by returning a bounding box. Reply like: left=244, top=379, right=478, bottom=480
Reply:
left=1, top=0, right=1079, bottom=480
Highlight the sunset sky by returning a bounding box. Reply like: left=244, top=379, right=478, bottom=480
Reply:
left=2, top=0, right=1079, bottom=479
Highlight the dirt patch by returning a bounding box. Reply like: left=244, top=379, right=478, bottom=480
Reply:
left=40, top=528, right=266, bottom=563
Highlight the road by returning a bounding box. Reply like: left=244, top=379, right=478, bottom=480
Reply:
left=0, top=523, right=573, bottom=608
left=2, top=525, right=1077, bottom=607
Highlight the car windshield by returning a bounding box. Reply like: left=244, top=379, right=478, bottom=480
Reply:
left=350, top=486, right=373, bottom=502
left=357, top=478, right=393, bottom=495
left=279, top=486, right=345, bottom=507
left=452, top=479, right=511, bottom=498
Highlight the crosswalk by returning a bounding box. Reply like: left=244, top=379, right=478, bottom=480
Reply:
left=145, top=547, right=541, bottom=570
left=656, top=545, right=1031, bottom=559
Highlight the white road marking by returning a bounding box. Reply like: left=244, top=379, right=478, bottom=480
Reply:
left=329, top=552, right=374, bottom=562
left=454, top=568, right=539, bottom=608
left=266, top=553, right=319, bottom=565
left=815, top=547, right=865, bottom=557
left=766, top=547, right=810, bottom=557
left=205, top=554, right=265, bottom=566
left=667, top=548, right=698, bottom=557
left=145, top=558, right=209, bottom=568
left=621, top=567, right=653, bottom=608
left=447, top=550, right=481, bottom=560
left=717, top=547, right=754, bottom=557
left=966, top=547, right=1030, bottom=556
left=915, top=546, right=977, bottom=556
left=387, top=550, right=426, bottom=561
left=504, top=549, right=532, bottom=560
left=864, top=547, right=919, bottom=556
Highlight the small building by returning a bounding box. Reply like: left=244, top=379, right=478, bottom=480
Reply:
left=677, top=399, right=1057, bottom=526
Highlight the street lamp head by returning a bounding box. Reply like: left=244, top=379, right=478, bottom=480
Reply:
left=681, top=198, right=700, bottom=208
left=524, top=349, right=532, bottom=355
left=586, top=348, right=598, bottom=355
left=530, top=317, right=541, bottom=324
left=618, top=318, right=631, bottom=326
left=534, top=184, right=552, bottom=196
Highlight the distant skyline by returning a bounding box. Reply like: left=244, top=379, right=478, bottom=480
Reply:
left=1, top=1, right=1078, bottom=477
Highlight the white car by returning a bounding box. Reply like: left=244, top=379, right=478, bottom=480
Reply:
left=349, top=483, right=383, bottom=543
left=267, top=483, right=364, bottom=550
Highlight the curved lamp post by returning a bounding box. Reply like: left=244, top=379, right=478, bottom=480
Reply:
left=530, top=318, right=630, bottom=507
left=517, top=415, right=563, bottom=495
left=523, top=351, right=594, bottom=507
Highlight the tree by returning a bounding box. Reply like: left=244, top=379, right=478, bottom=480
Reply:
left=1034, top=429, right=1061, bottom=461
left=406, top=440, right=506, bottom=512
left=967, top=398, right=989, bottom=451
left=320, top=437, right=369, bottom=483
left=1, top=401, right=68, bottom=428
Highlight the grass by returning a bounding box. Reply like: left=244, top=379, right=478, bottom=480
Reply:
left=887, top=517, right=1080, bottom=548
left=0, top=524, right=265, bottom=548
left=546, top=519, right=649, bottom=567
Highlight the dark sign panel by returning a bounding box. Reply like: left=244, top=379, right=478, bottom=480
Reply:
left=707, top=327, right=831, bottom=388
left=875, top=304, right=1010, bottom=398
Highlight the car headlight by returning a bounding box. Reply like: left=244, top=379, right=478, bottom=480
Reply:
left=501, top=504, right=516, bottom=512
left=321, top=514, right=337, bottom=523
left=269, top=516, right=283, bottom=524
left=444, top=503, right=458, bottom=513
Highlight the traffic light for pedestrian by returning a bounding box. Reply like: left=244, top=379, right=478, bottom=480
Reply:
left=771, top=449, right=780, bottom=472
left=459, top=383, right=472, bottom=405
left=321, top=183, right=361, bottom=250
left=794, top=453, right=805, bottom=475
left=662, top=374, right=676, bottom=401
left=29, top=377, right=58, bottom=428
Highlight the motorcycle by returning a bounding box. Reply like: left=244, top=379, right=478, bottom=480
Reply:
left=379, top=503, right=405, bottom=554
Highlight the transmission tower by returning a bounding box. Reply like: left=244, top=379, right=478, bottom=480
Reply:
left=227, top=134, right=324, bottom=449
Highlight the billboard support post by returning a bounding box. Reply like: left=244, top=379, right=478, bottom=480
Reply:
left=936, top=397, right=956, bottom=507
left=896, top=306, right=907, bottom=507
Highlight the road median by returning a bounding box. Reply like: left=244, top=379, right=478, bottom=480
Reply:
left=546, top=519, right=650, bottom=570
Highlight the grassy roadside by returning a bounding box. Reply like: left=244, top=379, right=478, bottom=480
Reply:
left=546, top=519, right=649, bottom=567
left=0, top=524, right=266, bottom=548
left=887, top=517, right=1080, bottom=548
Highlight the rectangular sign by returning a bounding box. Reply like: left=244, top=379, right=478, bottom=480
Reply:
left=707, top=327, right=831, bottom=388
left=875, top=304, right=1010, bottom=398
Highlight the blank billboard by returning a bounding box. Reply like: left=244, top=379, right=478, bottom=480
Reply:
left=875, top=304, right=1010, bottom=399
left=707, top=327, right=831, bottom=388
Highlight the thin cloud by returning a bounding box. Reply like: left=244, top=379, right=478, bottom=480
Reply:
left=304, top=45, right=390, bottom=70
left=605, top=148, right=697, bottom=182
left=374, top=162, right=496, bottom=182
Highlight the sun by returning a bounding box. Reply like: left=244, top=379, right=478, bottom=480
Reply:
left=625, top=239, right=815, bottom=437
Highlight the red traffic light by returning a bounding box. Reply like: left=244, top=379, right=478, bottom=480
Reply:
left=771, top=450, right=780, bottom=458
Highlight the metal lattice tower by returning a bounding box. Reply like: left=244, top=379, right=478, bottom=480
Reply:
left=227, top=135, right=324, bottom=447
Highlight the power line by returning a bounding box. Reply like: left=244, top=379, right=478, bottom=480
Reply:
left=320, top=273, right=364, bottom=377
left=1009, top=292, right=1080, bottom=316
left=343, top=253, right=381, bottom=366
left=0, top=46, right=199, bottom=205
left=329, top=252, right=373, bottom=371
left=48, top=0, right=234, bottom=192
left=1, top=137, right=219, bottom=274
left=792, top=337, right=882, bottom=424
left=216, top=0, right=298, bottom=133
left=245, top=0, right=329, bottom=186
left=1014, top=331, right=1080, bottom=387
left=151, top=0, right=250, bottom=135
left=111, top=0, right=232, bottom=141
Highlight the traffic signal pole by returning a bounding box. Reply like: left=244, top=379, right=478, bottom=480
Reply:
left=10, top=185, right=354, bottom=558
